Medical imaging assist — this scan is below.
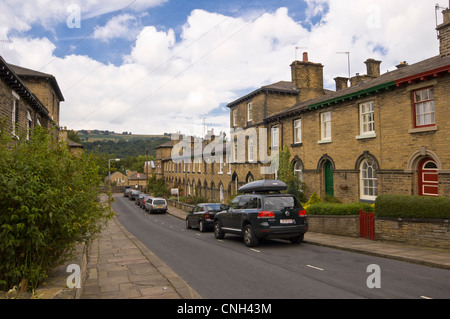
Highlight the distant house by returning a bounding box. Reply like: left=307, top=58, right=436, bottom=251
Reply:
left=128, top=172, right=148, bottom=189
left=105, top=171, right=127, bottom=186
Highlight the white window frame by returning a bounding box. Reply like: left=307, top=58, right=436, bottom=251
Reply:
left=359, top=101, right=375, bottom=135
left=218, top=156, right=223, bottom=174
left=294, top=119, right=302, bottom=144
left=271, top=125, right=279, bottom=149
left=414, top=87, right=435, bottom=128
left=233, top=109, right=237, bottom=127
left=360, top=158, right=378, bottom=201
left=319, top=111, right=331, bottom=143
left=11, top=91, right=20, bottom=137
left=247, top=102, right=253, bottom=122
left=26, top=110, right=32, bottom=141
left=248, top=137, right=254, bottom=162
left=294, top=161, right=303, bottom=183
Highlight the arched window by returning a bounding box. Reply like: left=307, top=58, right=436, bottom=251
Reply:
left=294, top=161, right=303, bottom=183
left=360, top=158, right=378, bottom=201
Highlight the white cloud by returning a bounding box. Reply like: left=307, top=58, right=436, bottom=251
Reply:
left=0, top=0, right=444, bottom=135
left=92, top=14, right=139, bottom=42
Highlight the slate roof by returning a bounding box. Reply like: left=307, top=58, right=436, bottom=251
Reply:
left=7, top=63, right=65, bottom=102
left=265, top=55, right=450, bottom=122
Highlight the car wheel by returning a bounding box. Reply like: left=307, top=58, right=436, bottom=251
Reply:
left=290, top=234, right=304, bottom=245
left=214, top=220, right=225, bottom=239
left=243, top=224, right=259, bottom=247
left=199, top=220, right=205, bottom=232
left=186, top=218, right=191, bottom=229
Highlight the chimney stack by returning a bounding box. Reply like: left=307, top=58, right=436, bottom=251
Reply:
left=437, top=8, right=450, bottom=57
left=291, top=53, right=324, bottom=102
left=364, top=58, right=382, bottom=78
left=334, top=77, right=349, bottom=91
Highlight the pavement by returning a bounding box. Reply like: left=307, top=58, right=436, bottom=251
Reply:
left=37, top=199, right=450, bottom=299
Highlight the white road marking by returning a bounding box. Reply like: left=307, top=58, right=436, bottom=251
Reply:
left=307, top=265, right=324, bottom=271
left=250, top=248, right=260, bottom=253
left=420, top=296, right=432, bottom=299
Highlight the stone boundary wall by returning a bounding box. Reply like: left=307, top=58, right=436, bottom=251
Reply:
left=375, top=217, right=450, bottom=249
left=167, top=199, right=195, bottom=212
left=307, top=215, right=360, bottom=238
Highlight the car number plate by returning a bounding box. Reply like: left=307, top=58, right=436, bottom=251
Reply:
left=280, top=219, right=294, bottom=224
left=157, top=206, right=163, bottom=208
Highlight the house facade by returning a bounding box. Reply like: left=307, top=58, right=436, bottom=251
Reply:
left=0, top=56, right=62, bottom=138
left=156, top=8, right=450, bottom=204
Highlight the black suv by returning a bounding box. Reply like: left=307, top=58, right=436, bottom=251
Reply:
left=213, top=180, right=308, bottom=247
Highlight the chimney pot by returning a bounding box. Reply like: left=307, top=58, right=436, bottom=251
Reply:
left=303, top=52, right=308, bottom=62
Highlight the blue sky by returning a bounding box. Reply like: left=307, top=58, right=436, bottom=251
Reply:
left=0, top=0, right=443, bottom=135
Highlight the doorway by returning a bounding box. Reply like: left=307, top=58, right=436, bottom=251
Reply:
left=418, top=158, right=438, bottom=197
left=324, top=161, right=334, bottom=197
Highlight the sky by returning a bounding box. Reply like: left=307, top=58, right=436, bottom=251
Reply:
left=0, top=0, right=447, bottom=136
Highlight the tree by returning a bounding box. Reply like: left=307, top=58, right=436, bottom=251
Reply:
left=0, top=125, right=113, bottom=291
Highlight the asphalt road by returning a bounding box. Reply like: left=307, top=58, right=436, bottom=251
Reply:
left=114, top=196, right=450, bottom=299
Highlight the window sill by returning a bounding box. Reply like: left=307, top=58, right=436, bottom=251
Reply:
left=356, top=132, right=377, bottom=140
left=291, top=142, right=303, bottom=147
left=318, top=139, right=332, bottom=145
left=408, top=126, right=438, bottom=134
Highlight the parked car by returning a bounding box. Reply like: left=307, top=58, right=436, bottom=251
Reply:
left=129, top=190, right=140, bottom=201
left=213, top=180, right=308, bottom=247
left=124, top=188, right=132, bottom=197
left=137, top=194, right=150, bottom=208
left=145, top=197, right=168, bottom=214
left=186, top=203, right=228, bottom=232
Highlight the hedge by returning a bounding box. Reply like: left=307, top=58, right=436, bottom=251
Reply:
left=306, top=202, right=374, bottom=216
left=375, top=194, right=450, bottom=219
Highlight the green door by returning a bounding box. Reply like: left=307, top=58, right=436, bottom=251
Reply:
left=324, top=162, right=334, bottom=197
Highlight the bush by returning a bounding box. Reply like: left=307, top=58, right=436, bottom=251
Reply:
left=375, top=194, right=450, bottom=219
left=307, top=202, right=374, bottom=216
left=303, top=192, right=322, bottom=209
left=0, top=126, right=113, bottom=291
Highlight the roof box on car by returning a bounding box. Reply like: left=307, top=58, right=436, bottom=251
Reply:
left=238, top=180, right=287, bottom=194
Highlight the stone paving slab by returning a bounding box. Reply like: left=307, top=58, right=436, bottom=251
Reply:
left=81, top=216, right=201, bottom=299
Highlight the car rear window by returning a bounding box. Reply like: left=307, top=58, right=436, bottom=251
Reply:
left=154, top=200, right=166, bottom=205
left=204, top=204, right=228, bottom=211
left=263, top=196, right=300, bottom=211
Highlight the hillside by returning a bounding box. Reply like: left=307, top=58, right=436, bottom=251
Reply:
left=76, top=130, right=171, bottom=158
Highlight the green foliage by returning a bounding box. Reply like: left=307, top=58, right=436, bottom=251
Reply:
left=178, top=196, right=209, bottom=205
left=0, top=125, right=113, bottom=291
left=148, top=174, right=170, bottom=198
left=303, top=192, right=322, bottom=209
left=276, top=146, right=305, bottom=201
left=375, top=194, right=450, bottom=219
left=80, top=136, right=170, bottom=159
left=307, top=202, right=374, bottom=216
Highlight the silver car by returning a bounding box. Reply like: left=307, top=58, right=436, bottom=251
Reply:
left=145, top=197, right=168, bottom=214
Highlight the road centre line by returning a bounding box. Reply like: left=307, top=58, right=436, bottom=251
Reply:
left=307, top=265, right=325, bottom=271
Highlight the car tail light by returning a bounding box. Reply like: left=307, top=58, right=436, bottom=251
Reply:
left=204, top=212, right=211, bottom=220
left=258, top=211, right=275, bottom=218
left=298, top=210, right=307, bottom=217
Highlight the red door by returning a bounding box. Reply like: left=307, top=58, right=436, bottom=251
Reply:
left=418, top=158, right=439, bottom=197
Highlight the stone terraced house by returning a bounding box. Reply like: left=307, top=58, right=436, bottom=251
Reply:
left=157, top=8, right=450, bottom=204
